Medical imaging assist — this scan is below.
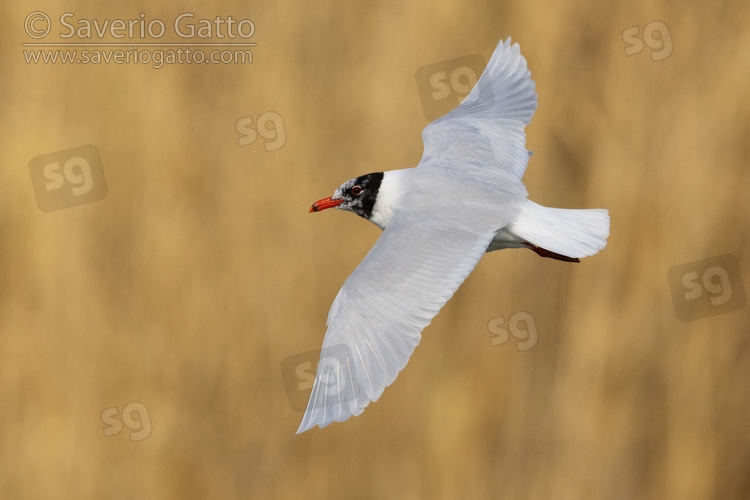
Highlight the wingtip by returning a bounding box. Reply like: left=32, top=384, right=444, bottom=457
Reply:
left=295, top=415, right=315, bottom=435
left=295, top=422, right=313, bottom=435
left=500, top=36, right=520, bottom=51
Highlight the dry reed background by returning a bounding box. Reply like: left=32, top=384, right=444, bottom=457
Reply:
left=2, top=0, right=749, bottom=498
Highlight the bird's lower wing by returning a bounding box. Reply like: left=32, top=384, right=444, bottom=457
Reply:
left=296, top=204, right=502, bottom=433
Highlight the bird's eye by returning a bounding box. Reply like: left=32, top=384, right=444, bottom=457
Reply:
left=351, top=186, right=363, bottom=196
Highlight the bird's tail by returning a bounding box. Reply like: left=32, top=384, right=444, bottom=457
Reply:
left=508, top=200, right=610, bottom=261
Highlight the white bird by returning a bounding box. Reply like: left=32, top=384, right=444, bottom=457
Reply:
left=297, top=37, right=609, bottom=433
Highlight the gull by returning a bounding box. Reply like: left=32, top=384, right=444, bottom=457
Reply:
left=297, top=37, right=609, bottom=433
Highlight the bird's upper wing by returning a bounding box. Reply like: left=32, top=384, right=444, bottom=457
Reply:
left=297, top=38, right=537, bottom=433
left=419, top=37, right=537, bottom=182
left=297, top=180, right=508, bottom=433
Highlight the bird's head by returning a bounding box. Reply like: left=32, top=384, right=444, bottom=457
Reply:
left=310, top=172, right=384, bottom=220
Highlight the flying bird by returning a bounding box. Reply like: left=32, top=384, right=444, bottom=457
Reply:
left=297, top=38, right=609, bottom=433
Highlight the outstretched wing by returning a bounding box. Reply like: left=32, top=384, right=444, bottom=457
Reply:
left=420, top=37, right=537, bottom=183
left=297, top=189, right=503, bottom=433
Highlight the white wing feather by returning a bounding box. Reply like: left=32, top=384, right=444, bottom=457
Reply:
left=297, top=208, right=496, bottom=433
left=420, top=37, right=537, bottom=182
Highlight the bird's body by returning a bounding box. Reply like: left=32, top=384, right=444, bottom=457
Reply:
left=298, top=38, right=609, bottom=434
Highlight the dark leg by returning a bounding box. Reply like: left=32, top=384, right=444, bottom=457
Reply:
left=524, top=243, right=580, bottom=263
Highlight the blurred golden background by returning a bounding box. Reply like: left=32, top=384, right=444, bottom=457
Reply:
left=2, top=0, right=749, bottom=498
